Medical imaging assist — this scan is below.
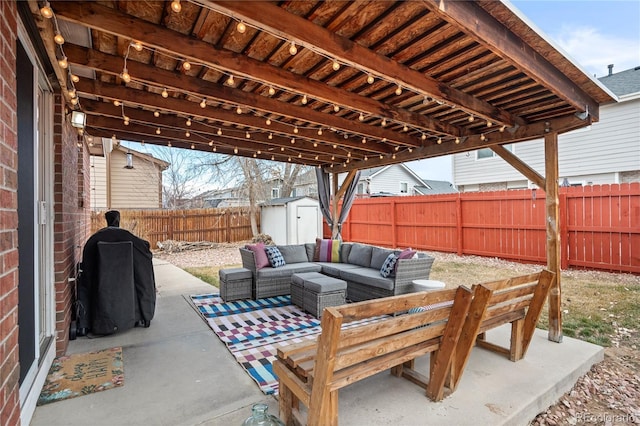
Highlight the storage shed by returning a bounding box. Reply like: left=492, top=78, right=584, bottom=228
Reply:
left=260, top=197, right=322, bottom=245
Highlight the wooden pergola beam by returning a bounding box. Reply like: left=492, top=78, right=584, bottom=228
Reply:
left=51, top=1, right=463, bottom=138
left=203, top=0, right=524, bottom=127
left=421, top=0, right=599, bottom=121
left=491, top=145, right=545, bottom=189
left=65, top=44, right=422, bottom=149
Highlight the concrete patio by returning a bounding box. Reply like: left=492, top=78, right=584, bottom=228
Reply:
left=30, top=259, right=603, bottom=426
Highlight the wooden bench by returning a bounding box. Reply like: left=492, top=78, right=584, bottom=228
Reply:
left=273, top=284, right=492, bottom=426
left=448, top=269, right=556, bottom=392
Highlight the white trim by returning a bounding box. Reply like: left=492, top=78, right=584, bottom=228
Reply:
left=19, top=340, right=55, bottom=425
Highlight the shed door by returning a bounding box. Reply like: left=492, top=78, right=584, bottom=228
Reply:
left=296, top=206, right=319, bottom=244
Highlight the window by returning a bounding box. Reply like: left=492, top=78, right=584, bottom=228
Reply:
left=400, top=182, right=408, bottom=193
left=271, top=187, right=280, bottom=198
left=477, top=144, right=513, bottom=159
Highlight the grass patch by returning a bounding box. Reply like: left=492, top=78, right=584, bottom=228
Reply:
left=183, top=264, right=242, bottom=287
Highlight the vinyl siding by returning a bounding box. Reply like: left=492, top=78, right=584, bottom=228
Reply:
left=368, top=166, right=422, bottom=195
left=90, top=155, right=107, bottom=209
left=453, top=99, right=640, bottom=187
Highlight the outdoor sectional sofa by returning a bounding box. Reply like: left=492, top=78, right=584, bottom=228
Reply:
left=239, top=241, right=435, bottom=302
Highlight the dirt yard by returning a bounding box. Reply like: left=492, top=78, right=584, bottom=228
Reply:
left=154, top=242, right=640, bottom=425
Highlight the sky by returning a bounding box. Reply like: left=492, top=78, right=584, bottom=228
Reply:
left=409, top=0, right=640, bottom=182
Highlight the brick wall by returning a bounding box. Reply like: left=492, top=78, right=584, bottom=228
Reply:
left=52, top=96, right=90, bottom=355
left=0, top=1, right=21, bottom=425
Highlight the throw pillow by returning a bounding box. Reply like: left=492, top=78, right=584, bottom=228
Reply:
left=246, top=243, right=269, bottom=269
left=380, top=253, right=398, bottom=278
left=265, top=246, right=286, bottom=268
left=313, top=238, right=341, bottom=263
left=395, top=248, right=417, bottom=272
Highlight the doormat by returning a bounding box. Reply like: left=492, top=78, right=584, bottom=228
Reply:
left=37, top=346, right=124, bottom=405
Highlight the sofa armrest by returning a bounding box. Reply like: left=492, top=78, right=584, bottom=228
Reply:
left=239, top=248, right=258, bottom=275
left=394, top=253, right=435, bottom=294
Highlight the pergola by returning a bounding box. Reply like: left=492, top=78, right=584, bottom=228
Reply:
left=26, top=0, right=615, bottom=341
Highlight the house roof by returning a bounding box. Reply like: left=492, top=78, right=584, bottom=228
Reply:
left=28, top=1, right=615, bottom=173
left=415, top=179, right=458, bottom=195
left=599, top=66, right=640, bottom=97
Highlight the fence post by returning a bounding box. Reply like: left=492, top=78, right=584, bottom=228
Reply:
left=456, top=195, right=463, bottom=256
left=225, top=211, right=231, bottom=243
left=168, top=210, right=174, bottom=241
left=391, top=199, right=397, bottom=248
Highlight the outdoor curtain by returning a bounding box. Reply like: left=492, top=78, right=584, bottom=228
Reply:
left=315, top=168, right=361, bottom=240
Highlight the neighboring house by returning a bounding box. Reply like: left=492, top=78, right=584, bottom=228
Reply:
left=291, top=168, right=318, bottom=198
left=452, top=65, right=640, bottom=191
left=342, top=164, right=456, bottom=197
left=90, top=141, right=169, bottom=210
left=193, top=187, right=250, bottom=208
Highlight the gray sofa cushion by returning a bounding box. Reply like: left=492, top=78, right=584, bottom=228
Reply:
left=370, top=246, right=395, bottom=270
left=339, top=267, right=395, bottom=290
left=340, top=243, right=352, bottom=263
left=277, top=245, right=309, bottom=263
left=256, top=262, right=322, bottom=279
left=348, top=243, right=373, bottom=267
left=317, top=262, right=360, bottom=277
left=304, top=243, right=316, bottom=262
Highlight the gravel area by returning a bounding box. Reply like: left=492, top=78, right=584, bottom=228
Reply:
left=154, top=241, right=640, bottom=424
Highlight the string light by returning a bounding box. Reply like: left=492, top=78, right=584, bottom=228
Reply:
left=367, top=74, right=374, bottom=84
left=291, top=138, right=295, bottom=144
left=362, top=137, right=366, bottom=144
left=186, top=118, right=192, bottom=126
left=301, top=94, right=308, bottom=105
left=70, top=97, right=78, bottom=105
left=468, top=115, right=475, bottom=122
left=332, top=60, right=340, bottom=71
left=226, top=75, right=235, bottom=86
left=156, top=128, right=161, bottom=134
left=236, top=21, right=246, bottom=34
left=167, top=141, right=172, bottom=147
left=182, top=61, right=191, bottom=71
left=120, top=67, right=131, bottom=83
left=154, top=111, right=160, bottom=117
left=381, top=118, right=387, bottom=127
left=131, top=41, right=143, bottom=52
left=40, top=1, right=53, bottom=18
left=480, top=134, right=486, bottom=141
left=403, top=125, right=408, bottom=132
left=421, top=134, right=427, bottom=141
left=455, top=137, right=460, bottom=144
left=236, top=106, right=242, bottom=114
left=213, top=146, right=217, bottom=152
left=161, top=88, right=169, bottom=98
left=185, top=130, right=190, bottom=137
left=246, top=131, right=251, bottom=138
left=191, top=143, right=195, bottom=149
left=500, top=125, right=507, bottom=132
left=268, top=133, right=273, bottom=139
left=266, top=118, right=271, bottom=125
left=209, top=140, right=214, bottom=146
left=171, top=0, right=181, bottom=13
left=333, top=105, right=340, bottom=112
left=70, top=73, right=80, bottom=83
left=358, top=113, right=364, bottom=121
left=217, top=128, right=222, bottom=136
left=317, top=128, right=323, bottom=136
left=395, top=84, right=402, bottom=96
left=486, top=120, right=493, bottom=127
left=313, top=142, right=318, bottom=147
left=288, top=41, right=297, bottom=55
left=293, top=127, right=299, bottom=134
left=58, top=56, right=68, bottom=69
left=200, top=98, right=207, bottom=108
left=54, top=31, right=65, bottom=45
left=437, top=137, right=442, bottom=144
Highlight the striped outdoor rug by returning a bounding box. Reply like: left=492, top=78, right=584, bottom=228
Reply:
left=188, top=294, right=321, bottom=395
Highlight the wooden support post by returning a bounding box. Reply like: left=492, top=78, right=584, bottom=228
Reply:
left=545, top=132, right=563, bottom=342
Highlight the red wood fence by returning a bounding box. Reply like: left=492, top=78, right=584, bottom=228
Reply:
left=326, top=183, right=639, bottom=274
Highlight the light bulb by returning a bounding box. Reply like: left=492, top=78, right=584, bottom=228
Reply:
left=379, top=154, right=384, bottom=159
left=480, top=134, right=486, bottom=141
left=236, top=106, right=242, bottom=114
left=358, top=113, right=364, bottom=121
left=487, top=120, right=493, bottom=127
left=191, top=144, right=195, bottom=149
left=234, top=147, right=238, bottom=154
left=395, top=84, right=402, bottom=96
left=246, top=131, right=251, bottom=138
left=161, top=88, right=168, bottom=98
left=293, top=127, right=298, bottom=134
left=209, top=140, right=214, bottom=146
left=200, top=98, right=207, bottom=108
left=271, top=155, right=275, bottom=161
left=154, top=111, right=160, bottom=117
left=213, top=146, right=217, bottom=152
left=70, top=74, right=80, bottom=83
left=171, top=0, right=181, bottom=13
left=185, top=131, right=190, bottom=137
left=68, top=88, right=76, bottom=98
left=268, top=133, right=273, bottom=139
left=131, top=41, right=143, bottom=52
left=500, top=125, right=507, bottom=132
left=298, top=153, right=302, bottom=158
left=291, top=138, right=295, bottom=144
left=226, top=75, right=235, bottom=86
left=455, top=137, right=460, bottom=144
left=367, top=74, right=374, bottom=84
left=236, top=21, right=246, bottom=34
left=333, top=105, right=339, bottom=112
left=40, top=2, right=53, bottom=18
left=288, top=41, right=297, bottom=55
left=332, top=60, right=340, bottom=71
left=317, top=128, right=323, bottom=135
left=266, top=118, right=271, bottom=125
left=217, top=128, right=222, bottom=136
left=123, top=116, right=129, bottom=125
left=182, top=61, right=191, bottom=71
left=301, top=94, right=308, bottom=105
left=362, top=137, right=366, bottom=144
left=70, top=97, right=78, bottom=105
left=257, top=150, right=261, bottom=155
left=280, top=147, right=285, bottom=151
left=156, top=128, right=161, bottom=134
left=186, top=118, right=192, bottom=126
left=437, top=137, right=442, bottom=144
left=468, top=115, right=475, bottom=122
left=168, top=142, right=171, bottom=147
left=421, top=134, right=426, bottom=141
left=253, top=153, right=257, bottom=158
left=403, top=125, right=408, bottom=132
left=364, top=155, right=368, bottom=161
left=381, top=118, right=387, bottom=126
left=58, top=56, right=68, bottom=69
left=120, top=68, right=131, bottom=83
left=313, top=142, right=318, bottom=147
left=268, top=86, right=275, bottom=96
left=54, top=31, right=64, bottom=45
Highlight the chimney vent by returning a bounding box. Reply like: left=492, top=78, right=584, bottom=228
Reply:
left=608, top=64, right=614, bottom=76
